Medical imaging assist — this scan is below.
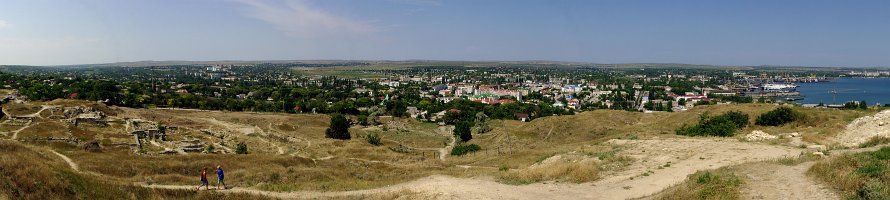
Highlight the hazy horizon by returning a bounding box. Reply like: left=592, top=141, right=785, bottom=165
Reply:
left=2, top=0, right=889, bottom=67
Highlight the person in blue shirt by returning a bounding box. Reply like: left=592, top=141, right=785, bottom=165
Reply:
left=216, top=165, right=227, bottom=190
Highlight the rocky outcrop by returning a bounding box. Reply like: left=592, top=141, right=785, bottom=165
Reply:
left=835, top=110, right=890, bottom=147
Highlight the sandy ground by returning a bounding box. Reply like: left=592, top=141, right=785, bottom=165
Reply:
left=737, top=162, right=839, bottom=200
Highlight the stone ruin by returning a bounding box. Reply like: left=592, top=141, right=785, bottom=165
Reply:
left=178, top=139, right=205, bottom=153
left=7, top=116, right=33, bottom=126
left=129, top=120, right=166, bottom=150
left=62, top=107, right=107, bottom=127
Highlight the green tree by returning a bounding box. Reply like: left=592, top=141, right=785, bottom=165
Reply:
left=474, top=112, right=492, bottom=134
left=454, top=121, right=473, bottom=142
left=325, top=114, right=351, bottom=140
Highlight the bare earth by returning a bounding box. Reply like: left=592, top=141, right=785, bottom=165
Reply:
left=737, top=162, right=839, bottom=200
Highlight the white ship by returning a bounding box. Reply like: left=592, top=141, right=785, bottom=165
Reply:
left=762, top=83, right=799, bottom=90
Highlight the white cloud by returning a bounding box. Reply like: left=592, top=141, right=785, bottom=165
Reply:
left=235, top=0, right=377, bottom=37
left=0, top=20, right=9, bottom=29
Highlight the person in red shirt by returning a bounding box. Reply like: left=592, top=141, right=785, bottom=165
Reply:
left=196, top=167, right=209, bottom=190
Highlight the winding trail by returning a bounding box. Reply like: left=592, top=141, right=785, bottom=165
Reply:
left=50, top=149, right=80, bottom=172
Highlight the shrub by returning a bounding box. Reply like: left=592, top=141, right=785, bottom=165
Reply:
left=755, top=107, right=800, bottom=126
left=450, top=143, right=481, bottom=156
left=325, top=114, right=351, bottom=140
left=676, top=111, right=749, bottom=137
left=235, top=142, right=248, bottom=154
left=366, top=133, right=382, bottom=146
left=206, top=144, right=215, bottom=153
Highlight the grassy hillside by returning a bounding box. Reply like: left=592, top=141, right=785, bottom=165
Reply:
left=810, top=147, right=890, bottom=199
left=0, top=140, right=273, bottom=200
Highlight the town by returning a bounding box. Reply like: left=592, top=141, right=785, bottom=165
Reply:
left=0, top=61, right=882, bottom=123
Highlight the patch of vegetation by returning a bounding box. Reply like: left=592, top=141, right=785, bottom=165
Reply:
left=656, top=169, right=743, bottom=200
left=843, top=100, right=869, bottom=110
left=366, top=133, right=382, bottom=146
left=860, top=136, right=890, bottom=148
left=450, top=143, right=481, bottom=156
left=755, top=107, right=801, bottom=126
left=500, top=160, right=600, bottom=185
left=773, top=152, right=822, bottom=166
left=325, top=114, right=351, bottom=140
left=676, top=111, right=749, bottom=137
left=235, top=142, right=248, bottom=154
left=809, top=146, right=890, bottom=199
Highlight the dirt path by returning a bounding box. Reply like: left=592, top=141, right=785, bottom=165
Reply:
left=732, top=144, right=890, bottom=200
left=50, top=149, right=80, bottom=172
left=10, top=121, right=40, bottom=140
left=737, top=162, right=839, bottom=200
left=437, top=126, right=454, bottom=160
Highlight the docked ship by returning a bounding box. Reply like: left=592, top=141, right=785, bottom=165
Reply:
left=761, top=83, right=799, bottom=90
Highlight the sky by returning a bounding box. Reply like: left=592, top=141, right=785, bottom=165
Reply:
left=0, top=0, right=889, bottom=67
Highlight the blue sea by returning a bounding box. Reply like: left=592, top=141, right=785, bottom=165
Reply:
left=797, top=78, right=890, bottom=105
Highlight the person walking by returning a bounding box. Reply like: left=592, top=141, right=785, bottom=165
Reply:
left=216, top=165, right=227, bottom=190
left=196, top=167, right=209, bottom=190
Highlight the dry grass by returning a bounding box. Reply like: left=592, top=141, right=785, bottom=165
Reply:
left=2, top=103, right=41, bottom=116
left=6, top=101, right=870, bottom=196
left=500, top=159, right=600, bottom=184
left=809, top=146, right=890, bottom=199
left=0, top=140, right=275, bottom=200
left=654, top=168, right=743, bottom=200
left=16, top=121, right=67, bottom=138
left=326, top=189, right=433, bottom=200
left=67, top=143, right=446, bottom=192
left=860, top=136, right=890, bottom=148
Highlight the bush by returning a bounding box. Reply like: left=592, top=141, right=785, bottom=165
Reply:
left=366, top=133, right=381, bottom=146
left=325, top=114, right=351, bottom=140
left=235, top=142, right=248, bottom=154
left=676, top=111, right=749, bottom=137
left=450, top=143, right=481, bottom=156
left=755, top=107, right=800, bottom=126
left=206, top=144, right=215, bottom=153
